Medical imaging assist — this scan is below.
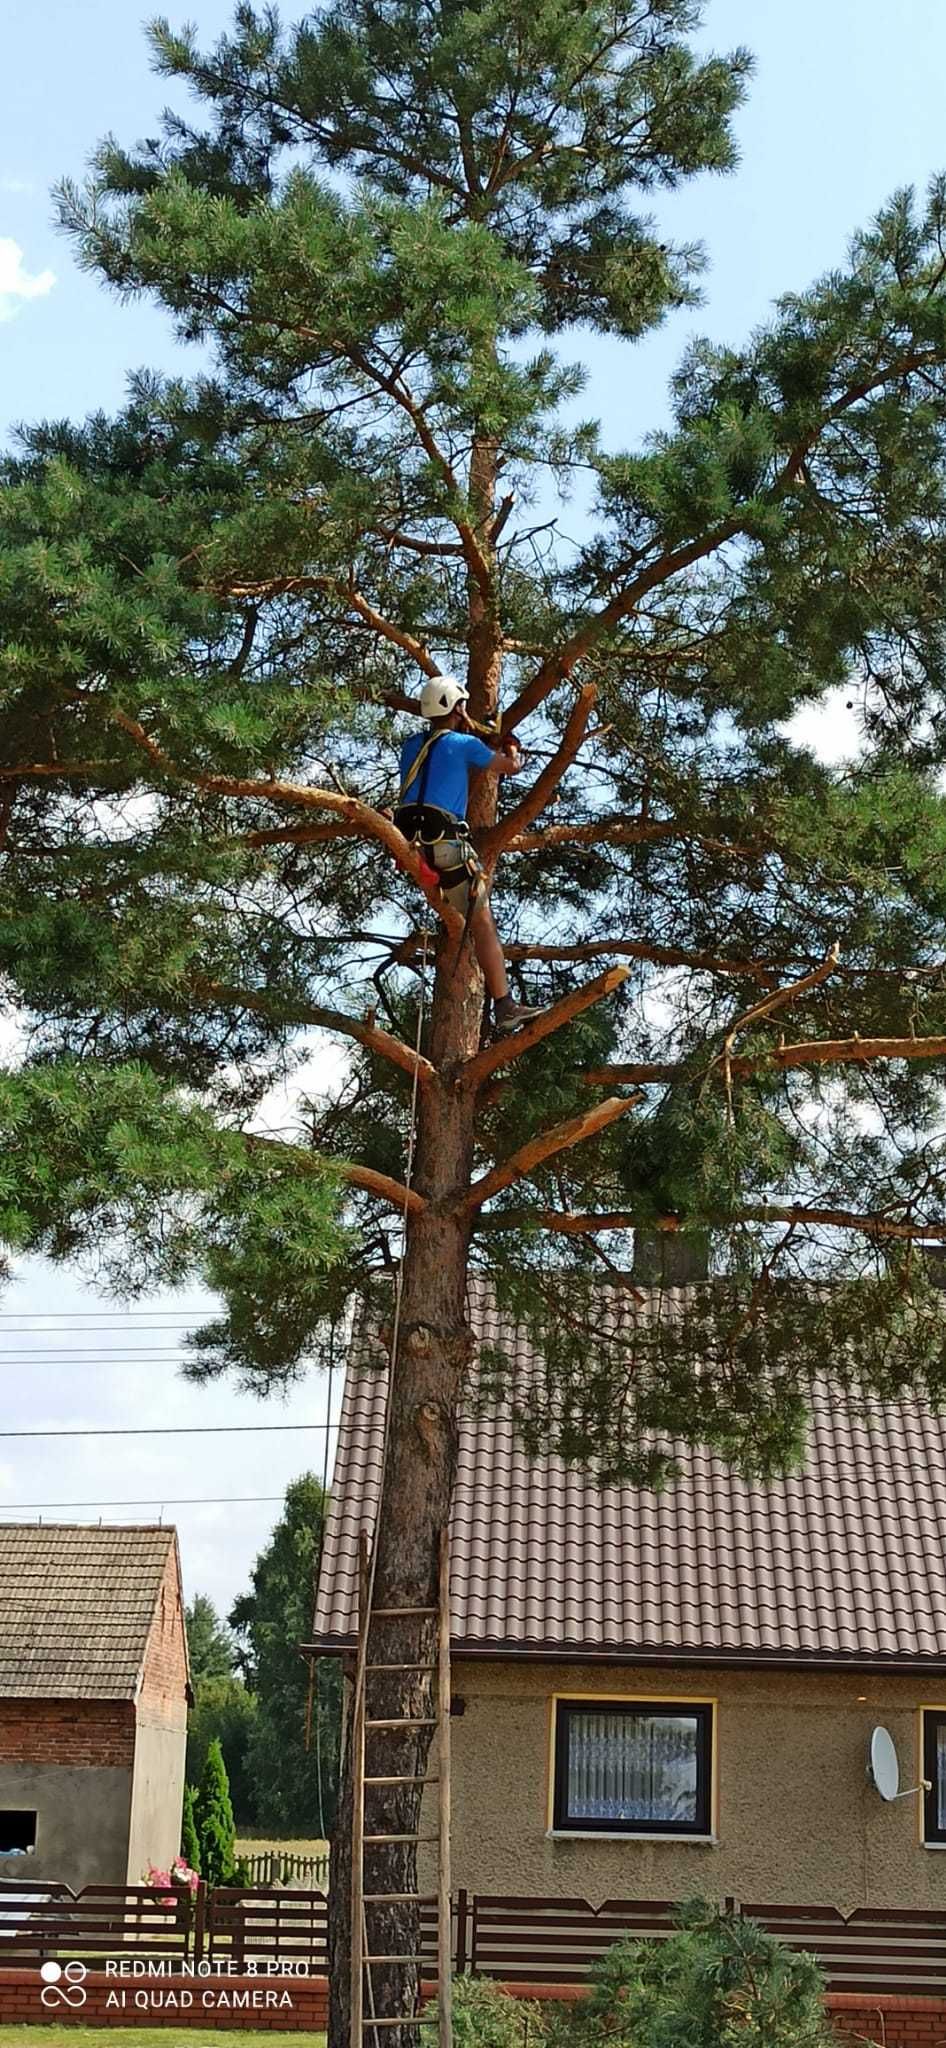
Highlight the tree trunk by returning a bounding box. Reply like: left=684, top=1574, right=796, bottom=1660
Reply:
left=328, top=441, right=501, bottom=2048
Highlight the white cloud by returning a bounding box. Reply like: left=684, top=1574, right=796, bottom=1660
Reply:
left=0, top=237, right=55, bottom=323
left=0, top=177, right=34, bottom=196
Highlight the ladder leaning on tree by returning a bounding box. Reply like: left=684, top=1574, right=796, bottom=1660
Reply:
left=349, top=1524, right=453, bottom=2048
left=347, top=918, right=453, bottom=2048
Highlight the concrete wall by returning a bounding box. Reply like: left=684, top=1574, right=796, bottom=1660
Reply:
left=0, top=1762, right=133, bottom=1888
left=418, top=1659, right=946, bottom=1913
left=126, top=1721, right=187, bottom=1883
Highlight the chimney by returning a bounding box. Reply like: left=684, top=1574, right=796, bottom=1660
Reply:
left=632, top=1229, right=710, bottom=1286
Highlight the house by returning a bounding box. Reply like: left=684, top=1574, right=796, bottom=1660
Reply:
left=0, top=1524, right=190, bottom=1890
left=311, top=1280, right=946, bottom=1918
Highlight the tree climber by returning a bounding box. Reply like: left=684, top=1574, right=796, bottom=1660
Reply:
left=396, top=675, right=550, bottom=1034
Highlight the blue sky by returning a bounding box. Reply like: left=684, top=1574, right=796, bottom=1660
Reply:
left=2, top=0, right=946, bottom=1609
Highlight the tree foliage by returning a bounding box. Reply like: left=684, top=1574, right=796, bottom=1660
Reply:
left=230, top=1473, right=341, bottom=1835
left=180, top=1781, right=202, bottom=1874
left=196, top=1735, right=237, bottom=1887
left=3, top=0, right=946, bottom=1485
left=186, top=1672, right=258, bottom=1828
left=560, top=1903, right=833, bottom=2048
left=186, top=1593, right=236, bottom=1681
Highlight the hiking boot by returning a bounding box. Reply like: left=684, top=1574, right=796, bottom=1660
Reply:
left=493, top=995, right=551, bottom=1036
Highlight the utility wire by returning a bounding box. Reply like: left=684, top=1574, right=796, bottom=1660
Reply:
left=0, top=1421, right=336, bottom=1439
left=0, top=1494, right=292, bottom=1510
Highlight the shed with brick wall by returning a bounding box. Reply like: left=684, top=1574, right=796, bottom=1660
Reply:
left=0, top=1524, right=190, bottom=1890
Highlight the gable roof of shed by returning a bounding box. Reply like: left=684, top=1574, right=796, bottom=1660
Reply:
left=312, top=1284, right=946, bottom=1671
left=0, top=1523, right=183, bottom=1700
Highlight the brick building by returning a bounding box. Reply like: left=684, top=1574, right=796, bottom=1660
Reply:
left=0, top=1524, right=190, bottom=1889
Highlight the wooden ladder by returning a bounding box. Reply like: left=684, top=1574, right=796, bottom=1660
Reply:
left=350, top=1527, right=453, bottom=2048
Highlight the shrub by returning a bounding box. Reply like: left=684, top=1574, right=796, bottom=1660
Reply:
left=427, top=1973, right=545, bottom=2048
left=180, top=1782, right=201, bottom=1875
left=197, top=1736, right=237, bottom=1887
left=557, top=1900, right=834, bottom=2048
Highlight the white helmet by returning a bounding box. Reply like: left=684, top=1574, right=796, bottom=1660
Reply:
left=419, top=673, right=469, bottom=720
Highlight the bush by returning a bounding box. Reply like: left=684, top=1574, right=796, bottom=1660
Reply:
left=197, top=1736, right=237, bottom=1888
left=427, top=1974, right=545, bottom=2048
left=557, top=1900, right=834, bottom=2048
left=180, top=1782, right=201, bottom=1875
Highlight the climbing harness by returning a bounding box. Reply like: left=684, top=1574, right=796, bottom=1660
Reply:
left=394, top=731, right=487, bottom=946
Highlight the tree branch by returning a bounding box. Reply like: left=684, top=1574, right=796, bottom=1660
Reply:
left=222, top=572, right=440, bottom=677
left=101, top=709, right=464, bottom=937
left=459, top=962, right=630, bottom=1090
left=505, top=816, right=760, bottom=861
left=500, top=345, right=946, bottom=738
left=465, top=1094, right=641, bottom=1211
left=247, top=1134, right=426, bottom=1218
left=193, top=978, right=436, bottom=1087
left=480, top=1204, right=946, bottom=1243
left=508, top=938, right=779, bottom=986
left=480, top=684, right=597, bottom=861
left=585, top=1030, right=946, bottom=1090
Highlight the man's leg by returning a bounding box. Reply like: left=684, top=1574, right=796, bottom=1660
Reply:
left=470, top=900, right=548, bottom=1033
left=471, top=899, right=508, bottom=1001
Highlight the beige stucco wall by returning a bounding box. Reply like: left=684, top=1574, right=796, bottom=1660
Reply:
left=418, top=1659, right=946, bottom=1915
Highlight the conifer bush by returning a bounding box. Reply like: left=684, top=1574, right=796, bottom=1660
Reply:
left=196, top=1736, right=237, bottom=1888
left=555, top=1902, right=833, bottom=2048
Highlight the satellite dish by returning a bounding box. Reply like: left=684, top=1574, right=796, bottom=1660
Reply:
left=869, top=1726, right=900, bottom=1801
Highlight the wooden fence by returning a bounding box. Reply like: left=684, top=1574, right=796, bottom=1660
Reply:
left=3, top=1880, right=946, bottom=1997
left=459, top=1894, right=946, bottom=1998
left=240, top=1850, right=330, bottom=1891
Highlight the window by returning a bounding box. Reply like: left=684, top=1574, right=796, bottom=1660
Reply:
left=923, top=1713, right=946, bottom=1843
left=552, top=1699, right=713, bottom=1836
left=0, top=1811, right=37, bottom=1855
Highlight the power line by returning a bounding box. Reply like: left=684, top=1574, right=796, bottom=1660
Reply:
left=0, top=1493, right=291, bottom=1510
left=0, top=1422, right=336, bottom=1439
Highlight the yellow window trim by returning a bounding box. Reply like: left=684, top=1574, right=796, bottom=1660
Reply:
left=546, top=1689, right=719, bottom=1838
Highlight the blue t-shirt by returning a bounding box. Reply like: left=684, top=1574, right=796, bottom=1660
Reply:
left=399, top=729, right=494, bottom=820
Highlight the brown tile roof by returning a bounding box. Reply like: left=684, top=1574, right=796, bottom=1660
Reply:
left=312, top=1286, right=946, bottom=1670
left=0, top=1524, right=181, bottom=1699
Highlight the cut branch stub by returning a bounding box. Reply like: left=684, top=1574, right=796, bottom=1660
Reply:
left=459, top=962, right=631, bottom=1091
left=466, top=1093, right=642, bottom=1212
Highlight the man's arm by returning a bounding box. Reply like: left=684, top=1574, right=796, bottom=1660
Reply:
left=460, top=717, right=523, bottom=777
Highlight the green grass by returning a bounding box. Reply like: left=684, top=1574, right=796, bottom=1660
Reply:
left=0, top=2031, right=325, bottom=2046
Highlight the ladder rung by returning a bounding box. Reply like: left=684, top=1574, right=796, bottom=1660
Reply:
left=364, top=1892, right=436, bottom=1903
left=365, top=1954, right=422, bottom=1964
left=362, top=2018, right=438, bottom=2029
left=371, top=1605, right=438, bottom=1618
left=364, top=1843, right=438, bottom=1859
left=367, top=1662, right=436, bottom=1672
left=365, top=1775, right=438, bottom=1786
left=366, top=1717, right=437, bottom=1729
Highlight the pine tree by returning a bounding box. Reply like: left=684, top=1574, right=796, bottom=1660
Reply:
left=6, top=3, right=946, bottom=2039
left=180, top=1782, right=201, bottom=1876
left=196, top=1737, right=237, bottom=1889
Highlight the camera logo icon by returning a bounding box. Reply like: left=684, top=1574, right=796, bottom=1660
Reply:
left=40, top=1959, right=88, bottom=2009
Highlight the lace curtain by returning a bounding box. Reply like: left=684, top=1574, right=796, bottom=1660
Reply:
left=564, top=1709, right=700, bottom=1824
left=936, top=1722, right=946, bottom=1832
